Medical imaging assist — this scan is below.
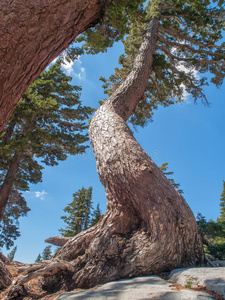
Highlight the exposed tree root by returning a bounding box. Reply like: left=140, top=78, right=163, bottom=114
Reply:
left=45, top=236, right=71, bottom=247
left=0, top=260, right=12, bottom=290
left=5, top=259, right=75, bottom=299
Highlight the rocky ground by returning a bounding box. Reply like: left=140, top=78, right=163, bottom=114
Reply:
left=54, top=267, right=225, bottom=300
left=0, top=263, right=225, bottom=299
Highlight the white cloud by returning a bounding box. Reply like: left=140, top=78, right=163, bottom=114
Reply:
left=171, top=44, right=199, bottom=103
left=25, top=190, right=47, bottom=200
left=62, top=59, right=74, bottom=76
left=34, top=190, right=47, bottom=200
left=62, top=55, right=86, bottom=80
left=177, top=63, right=199, bottom=103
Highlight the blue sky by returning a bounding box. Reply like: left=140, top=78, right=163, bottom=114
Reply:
left=3, top=40, right=225, bottom=263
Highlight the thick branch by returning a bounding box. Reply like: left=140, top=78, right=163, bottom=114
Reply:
left=45, top=236, right=71, bottom=247
left=0, top=0, right=111, bottom=131
left=0, top=151, right=23, bottom=221
left=107, top=19, right=159, bottom=121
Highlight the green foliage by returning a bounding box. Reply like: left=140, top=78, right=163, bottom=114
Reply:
left=196, top=213, right=225, bottom=259
left=0, top=63, right=93, bottom=247
left=59, top=187, right=94, bottom=237
left=0, top=191, right=30, bottom=249
left=42, top=245, right=52, bottom=261
left=7, top=246, right=17, bottom=261
left=197, top=182, right=225, bottom=259
left=35, top=253, right=42, bottom=263
left=59, top=188, right=102, bottom=237
left=217, top=181, right=225, bottom=222
left=185, top=280, right=193, bottom=289
left=159, top=162, right=183, bottom=194
left=98, top=0, right=225, bottom=126
left=90, top=203, right=102, bottom=227
left=75, top=0, right=146, bottom=54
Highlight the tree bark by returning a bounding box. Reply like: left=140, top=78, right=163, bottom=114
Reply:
left=0, top=0, right=111, bottom=132
left=56, top=18, right=204, bottom=286
left=0, top=261, right=12, bottom=290
left=4, top=18, right=204, bottom=299
left=0, top=152, right=22, bottom=221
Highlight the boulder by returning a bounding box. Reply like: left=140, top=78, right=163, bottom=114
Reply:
left=55, top=276, right=216, bottom=300
left=169, top=267, right=225, bottom=298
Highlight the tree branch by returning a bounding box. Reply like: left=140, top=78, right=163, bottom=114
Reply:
left=149, top=74, right=161, bottom=94
left=159, top=24, right=224, bottom=50
left=157, top=45, right=225, bottom=67
left=107, top=19, right=159, bottom=121
left=45, top=236, right=71, bottom=247
left=158, top=35, right=225, bottom=58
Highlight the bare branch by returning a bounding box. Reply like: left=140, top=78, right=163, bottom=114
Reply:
left=45, top=236, right=71, bottom=247
left=159, top=24, right=225, bottom=50
left=149, top=74, right=161, bottom=94
left=157, top=45, right=225, bottom=66
left=158, top=35, right=225, bottom=58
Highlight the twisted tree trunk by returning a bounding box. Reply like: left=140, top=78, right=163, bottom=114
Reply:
left=4, top=18, right=204, bottom=299
left=57, top=18, right=204, bottom=283
left=0, top=0, right=110, bottom=131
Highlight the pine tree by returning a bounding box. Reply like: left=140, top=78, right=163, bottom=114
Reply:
left=7, top=246, right=17, bottom=261
left=159, top=162, right=183, bottom=194
left=35, top=254, right=42, bottom=263
left=59, top=187, right=93, bottom=237
left=0, top=62, right=93, bottom=223
left=197, top=213, right=225, bottom=259
left=218, top=181, right=225, bottom=222
left=42, top=246, right=52, bottom=261
left=90, top=203, right=102, bottom=227
left=0, top=191, right=30, bottom=249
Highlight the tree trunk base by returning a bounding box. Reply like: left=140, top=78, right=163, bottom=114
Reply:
left=5, top=207, right=204, bottom=299
left=0, top=261, right=12, bottom=290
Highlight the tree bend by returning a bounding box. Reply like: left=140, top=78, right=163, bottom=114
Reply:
left=3, top=18, right=204, bottom=299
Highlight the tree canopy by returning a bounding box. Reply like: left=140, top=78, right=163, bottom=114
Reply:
left=218, top=181, right=225, bottom=222
left=0, top=62, right=93, bottom=246
left=76, top=0, right=225, bottom=126
left=59, top=187, right=102, bottom=237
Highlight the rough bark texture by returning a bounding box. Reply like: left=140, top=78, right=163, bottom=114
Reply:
left=0, top=257, right=12, bottom=290
left=0, top=0, right=110, bottom=131
left=3, top=19, right=204, bottom=299
left=0, top=151, right=22, bottom=221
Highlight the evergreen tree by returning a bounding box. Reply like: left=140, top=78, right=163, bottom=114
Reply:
left=35, top=253, right=42, bottom=263
left=42, top=245, right=52, bottom=260
left=197, top=213, right=225, bottom=259
left=90, top=203, right=102, bottom=227
left=0, top=62, right=93, bottom=222
left=7, top=246, right=17, bottom=261
left=0, top=191, right=30, bottom=249
left=59, top=187, right=93, bottom=237
left=159, top=162, right=183, bottom=194
left=218, top=181, right=225, bottom=222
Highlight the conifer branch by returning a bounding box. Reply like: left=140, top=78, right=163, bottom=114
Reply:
left=158, top=35, right=225, bottom=58
left=158, top=25, right=225, bottom=50
left=149, top=74, right=161, bottom=94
